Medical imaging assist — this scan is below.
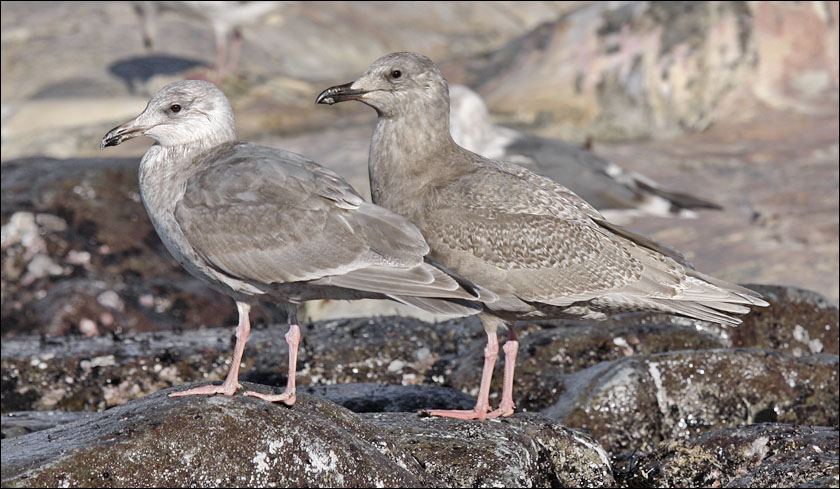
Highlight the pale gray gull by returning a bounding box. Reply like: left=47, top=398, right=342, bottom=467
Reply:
left=448, top=84, right=721, bottom=224
left=317, top=52, right=768, bottom=420
left=101, top=79, right=484, bottom=405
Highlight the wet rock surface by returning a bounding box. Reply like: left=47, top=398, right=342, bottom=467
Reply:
left=298, top=383, right=477, bottom=414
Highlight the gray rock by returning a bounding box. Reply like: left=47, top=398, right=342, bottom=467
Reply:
left=0, top=385, right=433, bottom=487
left=732, top=284, right=839, bottom=355
left=620, top=423, right=839, bottom=488
left=451, top=2, right=838, bottom=141
left=1, top=384, right=613, bottom=487
left=368, top=412, right=615, bottom=487
left=0, top=384, right=475, bottom=440
left=544, top=349, right=839, bottom=453
left=299, top=383, right=477, bottom=414
left=1, top=410, right=94, bottom=439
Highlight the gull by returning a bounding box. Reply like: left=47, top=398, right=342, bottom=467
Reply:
left=317, top=52, right=768, bottom=420
left=101, top=79, right=483, bottom=406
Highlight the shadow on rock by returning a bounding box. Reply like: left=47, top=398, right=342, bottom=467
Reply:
left=109, top=55, right=205, bottom=94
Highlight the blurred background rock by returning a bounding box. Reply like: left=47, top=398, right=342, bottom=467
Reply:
left=2, top=1, right=837, bottom=337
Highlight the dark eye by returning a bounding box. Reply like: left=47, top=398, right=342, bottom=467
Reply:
left=390, top=70, right=402, bottom=79
left=169, top=104, right=182, bottom=113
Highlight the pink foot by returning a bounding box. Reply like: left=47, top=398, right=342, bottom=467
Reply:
left=170, top=302, right=251, bottom=399
left=244, top=390, right=296, bottom=406
left=423, top=322, right=502, bottom=421
left=488, top=404, right=515, bottom=418
left=422, top=406, right=492, bottom=420
left=490, top=336, right=518, bottom=418
left=244, top=316, right=301, bottom=407
left=169, top=380, right=240, bottom=397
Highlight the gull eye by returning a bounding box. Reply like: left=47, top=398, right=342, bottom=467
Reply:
left=390, top=70, right=402, bottom=79
left=169, top=104, right=182, bottom=113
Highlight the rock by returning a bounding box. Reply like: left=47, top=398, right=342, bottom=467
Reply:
left=450, top=2, right=839, bottom=141
left=1, top=410, right=94, bottom=439
left=544, top=349, right=839, bottom=453
left=0, top=384, right=614, bottom=487
left=732, top=284, right=839, bottom=355
left=619, top=423, right=839, bottom=488
left=368, top=412, right=615, bottom=487
left=749, top=2, right=840, bottom=116
left=299, top=383, right=477, bottom=414
left=0, top=385, right=435, bottom=487
left=289, top=316, right=484, bottom=390
left=1, top=384, right=474, bottom=440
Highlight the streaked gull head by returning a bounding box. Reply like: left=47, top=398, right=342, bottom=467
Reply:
left=316, top=52, right=449, bottom=120
left=101, top=80, right=235, bottom=149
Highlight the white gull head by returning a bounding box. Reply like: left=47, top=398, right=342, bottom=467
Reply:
left=101, top=80, right=236, bottom=149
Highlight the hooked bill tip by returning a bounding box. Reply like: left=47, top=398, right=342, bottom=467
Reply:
left=100, top=135, right=121, bottom=150
left=316, top=82, right=360, bottom=105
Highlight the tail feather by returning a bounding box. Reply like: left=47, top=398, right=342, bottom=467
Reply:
left=388, top=295, right=483, bottom=319
left=634, top=178, right=723, bottom=211
left=314, top=263, right=478, bottom=300
left=646, top=297, right=744, bottom=325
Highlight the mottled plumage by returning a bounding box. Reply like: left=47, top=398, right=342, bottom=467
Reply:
left=101, top=80, right=482, bottom=405
left=318, top=52, right=768, bottom=420
left=448, top=84, right=721, bottom=224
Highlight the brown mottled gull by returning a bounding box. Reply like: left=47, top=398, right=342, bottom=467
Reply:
left=448, top=84, right=721, bottom=224
left=317, top=52, right=768, bottom=420
left=101, top=79, right=483, bottom=406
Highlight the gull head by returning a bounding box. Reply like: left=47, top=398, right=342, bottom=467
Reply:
left=101, top=80, right=235, bottom=149
left=316, top=52, right=449, bottom=119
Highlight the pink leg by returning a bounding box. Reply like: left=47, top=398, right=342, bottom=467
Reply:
left=246, top=311, right=300, bottom=406
left=491, top=326, right=518, bottom=417
left=207, top=25, right=228, bottom=84
left=423, top=329, right=498, bottom=420
left=223, top=28, right=243, bottom=75
left=170, top=302, right=251, bottom=397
